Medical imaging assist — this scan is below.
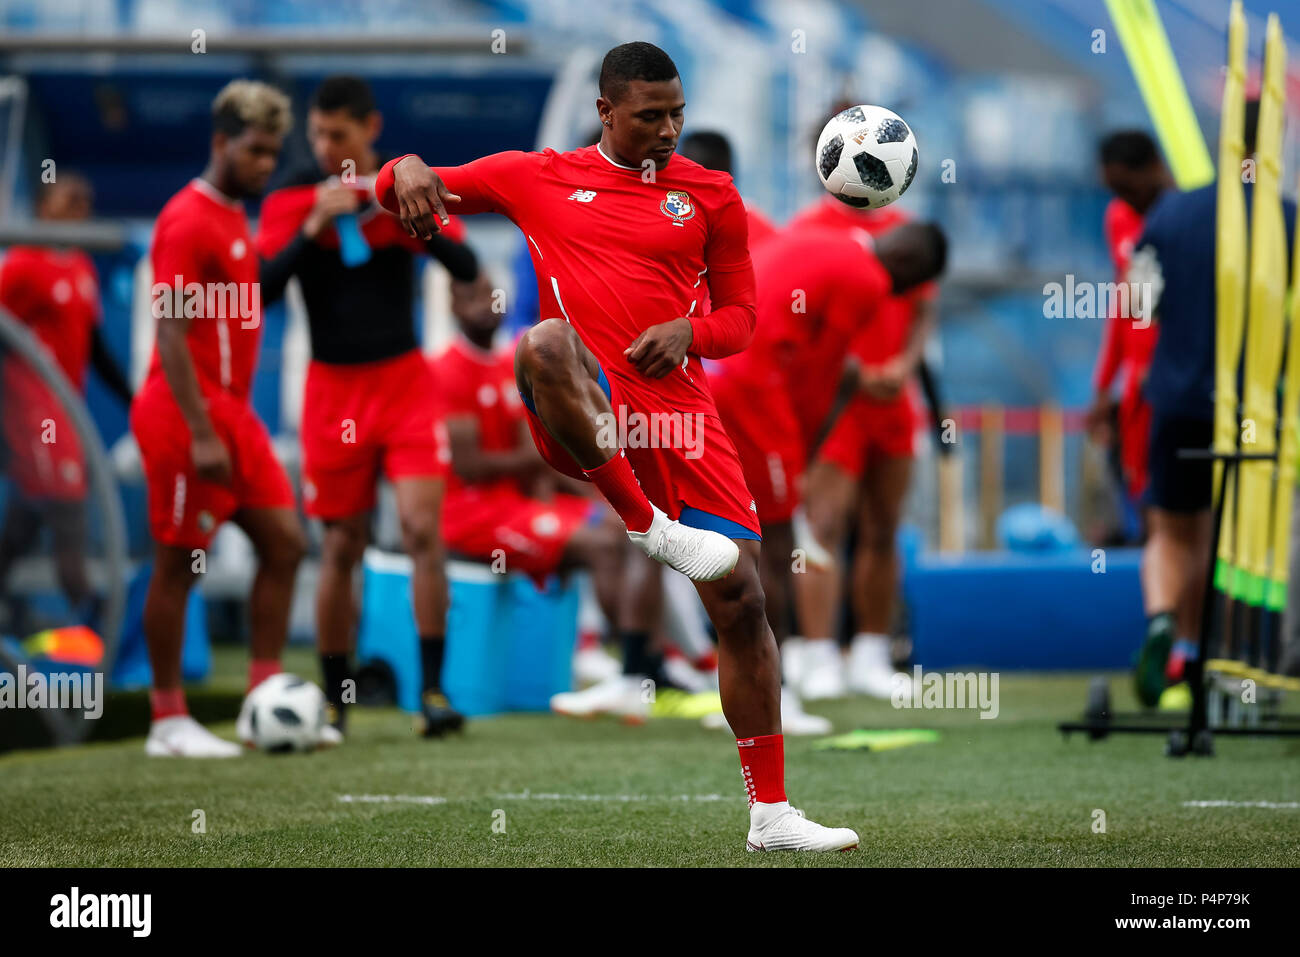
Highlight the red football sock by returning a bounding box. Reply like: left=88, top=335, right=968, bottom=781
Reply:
left=584, top=449, right=654, bottom=533
left=248, top=658, right=282, bottom=693
left=737, top=733, right=787, bottom=807
left=149, top=687, right=187, bottom=722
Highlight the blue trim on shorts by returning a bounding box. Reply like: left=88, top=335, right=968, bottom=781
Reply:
left=520, top=363, right=611, bottom=416
left=678, top=506, right=762, bottom=541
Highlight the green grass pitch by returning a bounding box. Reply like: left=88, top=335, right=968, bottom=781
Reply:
left=1, top=647, right=1297, bottom=867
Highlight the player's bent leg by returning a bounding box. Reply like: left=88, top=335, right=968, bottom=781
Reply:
left=232, top=505, right=305, bottom=677
left=694, top=540, right=778, bottom=738
left=848, top=455, right=912, bottom=698
left=694, top=540, right=856, bottom=852
left=515, top=318, right=616, bottom=469
left=393, top=476, right=462, bottom=737
left=792, top=460, right=857, bottom=700
left=142, top=542, right=240, bottom=758
left=515, top=319, right=738, bottom=581
left=315, top=512, right=369, bottom=738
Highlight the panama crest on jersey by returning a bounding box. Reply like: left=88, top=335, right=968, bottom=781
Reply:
left=660, top=190, right=695, bottom=226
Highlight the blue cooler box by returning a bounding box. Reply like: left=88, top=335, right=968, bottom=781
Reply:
left=357, top=551, right=579, bottom=716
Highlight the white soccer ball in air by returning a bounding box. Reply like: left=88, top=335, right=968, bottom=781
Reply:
left=815, top=104, right=919, bottom=209
left=239, top=673, right=327, bottom=753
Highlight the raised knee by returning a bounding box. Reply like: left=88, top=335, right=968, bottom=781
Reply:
left=517, top=317, right=578, bottom=378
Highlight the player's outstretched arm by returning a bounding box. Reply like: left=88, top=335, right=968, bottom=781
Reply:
left=375, top=155, right=461, bottom=240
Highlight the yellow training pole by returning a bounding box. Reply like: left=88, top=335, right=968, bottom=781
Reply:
left=1234, top=13, right=1287, bottom=608
left=1214, top=0, right=1249, bottom=594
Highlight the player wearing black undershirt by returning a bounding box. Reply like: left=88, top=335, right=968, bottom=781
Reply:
left=256, top=76, right=478, bottom=741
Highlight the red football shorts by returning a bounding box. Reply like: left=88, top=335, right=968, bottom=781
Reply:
left=442, top=486, right=597, bottom=582
left=2, top=358, right=87, bottom=502
left=709, top=367, right=804, bottom=525
left=521, top=365, right=761, bottom=539
left=299, top=350, right=449, bottom=519
left=131, top=375, right=294, bottom=548
left=816, top=387, right=920, bottom=478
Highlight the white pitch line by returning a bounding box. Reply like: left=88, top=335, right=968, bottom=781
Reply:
left=1182, top=800, right=1299, bottom=809
left=494, top=792, right=727, bottom=803
left=337, top=794, right=447, bottom=805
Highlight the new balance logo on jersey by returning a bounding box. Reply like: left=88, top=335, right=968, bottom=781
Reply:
left=566, top=190, right=597, bottom=203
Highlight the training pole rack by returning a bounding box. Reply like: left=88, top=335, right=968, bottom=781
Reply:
left=1058, top=447, right=1300, bottom=755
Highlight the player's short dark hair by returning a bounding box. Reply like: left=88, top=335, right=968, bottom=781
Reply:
left=599, top=42, right=679, bottom=103
left=679, top=131, right=733, bottom=174
left=1099, top=130, right=1159, bottom=169
left=311, top=75, right=376, bottom=120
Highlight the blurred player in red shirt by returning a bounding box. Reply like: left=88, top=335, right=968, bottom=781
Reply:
left=0, top=173, right=133, bottom=630
left=436, top=272, right=629, bottom=613
left=781, top=185, right=944, bottom=700
left=256, top=76, right=480, bottom=741
left=677, top=131, right=778, bottom=253
left=378, top=43, right=859, bottom=851
left=131, top=81, right=306, bottom=757
left=1086, top=131, right=1170, bottom=531
left=710, top=224, right=945, bottom=727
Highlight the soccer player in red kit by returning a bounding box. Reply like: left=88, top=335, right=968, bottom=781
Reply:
left=256, top=76, right=480, bottom=740
left=783, top=190, right=944, bottom=700
left=131, top=81, right=306, bottom=757
left=1087, top=131, right=1169, bottom=520
left=436, top=272, right=628, bottom=614
left=714, top=224, right=946, bottom=710
left=378, top=42, right=857, bottom=851
left=0, top=173, right=133, bottom=629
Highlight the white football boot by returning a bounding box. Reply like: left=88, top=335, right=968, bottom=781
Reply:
left=145, top=715, right=241, bottom=758
left=799, top=639, right=847, bottom=700
left=847, top=634, right=909, bottom=700
left=573, top=644, right=622, bottom=687
left=627, top=505, right=739, bottom=582
left=317, top=723, right=344, bottom=747
left=550, top=675, right=651, bottom=724
left=746, top=802, right=859, bottom=852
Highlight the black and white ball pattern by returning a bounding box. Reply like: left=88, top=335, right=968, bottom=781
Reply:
left=244, top=673, right=327, bottom=753
left=815, top=105, right=919, bottom=209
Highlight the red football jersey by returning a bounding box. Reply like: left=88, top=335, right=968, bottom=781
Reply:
left=432, top=337, right=527, bottom=499
left=0, top=246, right=100, bottom=390
left=382, top=145, right=754, bottom=415
left=724, top=227, right=891, bottom=439
left=146, top=179, right=263, bottom=401
left=1094, top=197, right=1156, bottom=392
left=787, top=195, right=935, bottom=364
